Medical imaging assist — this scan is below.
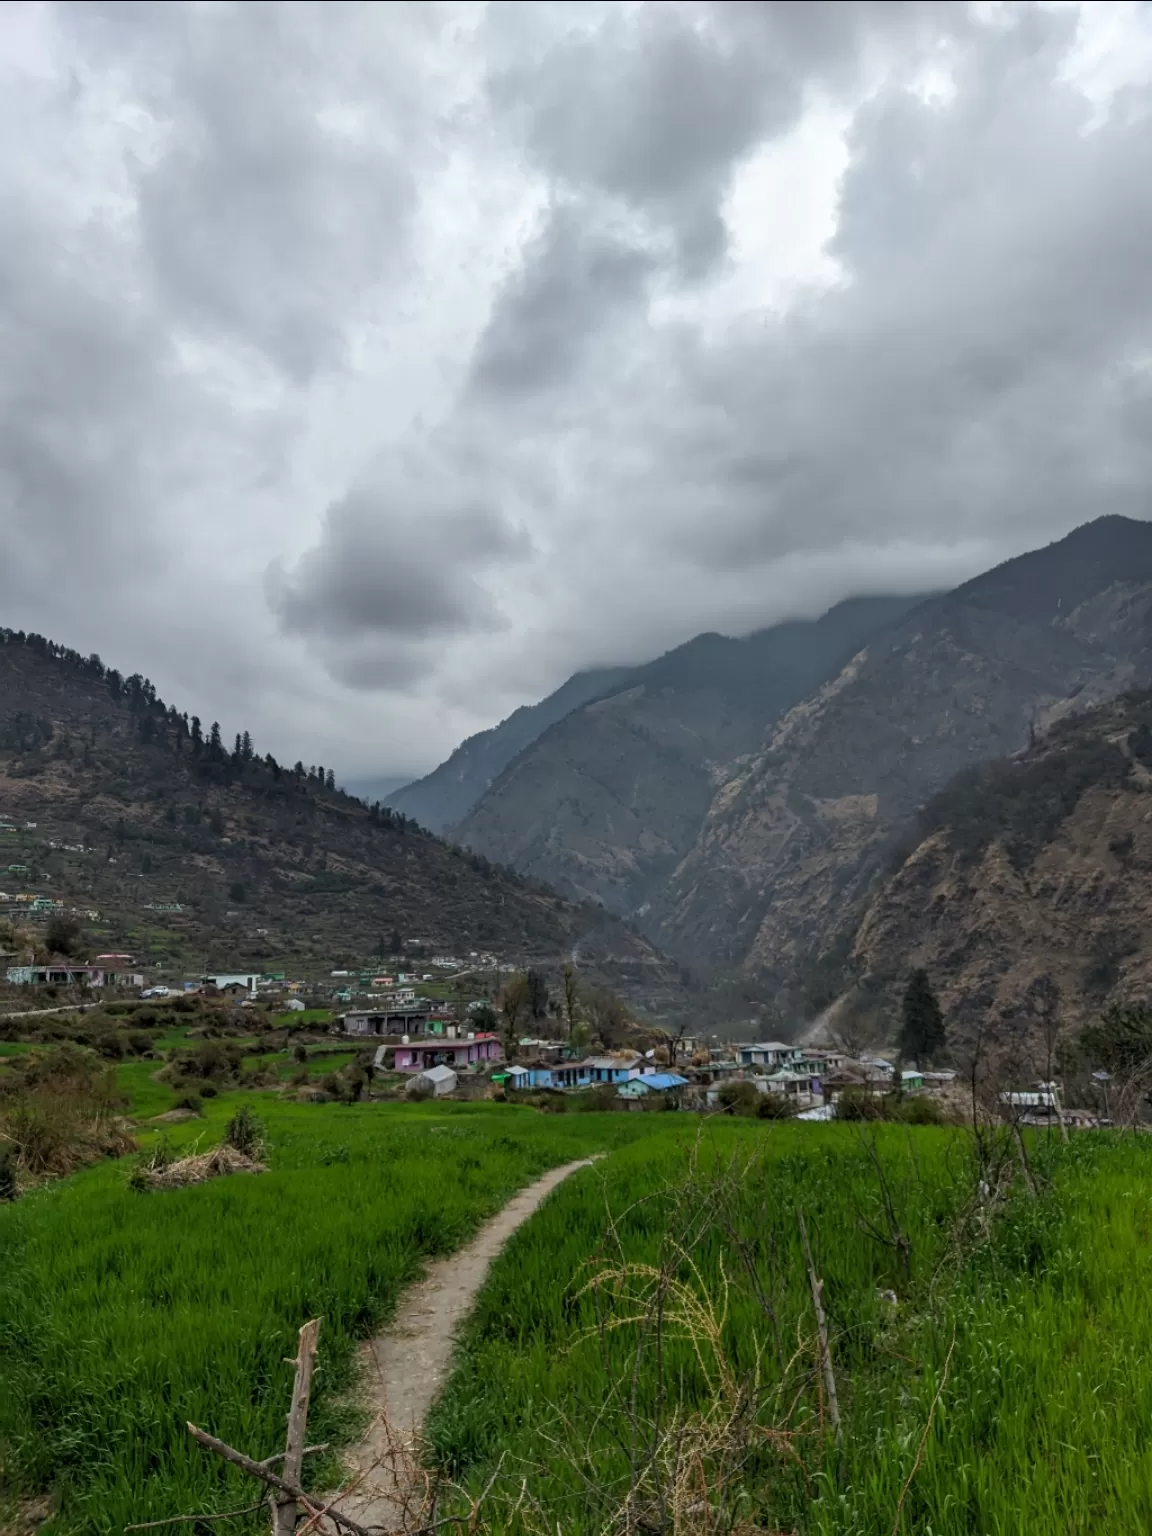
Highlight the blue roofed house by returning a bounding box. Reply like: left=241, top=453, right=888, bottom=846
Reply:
left=553, top=1055, right=653, bottom=1090
left=618, top=1072, right=689, bottom=1103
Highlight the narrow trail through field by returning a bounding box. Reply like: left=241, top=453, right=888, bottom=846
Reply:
left=332, top=1156, right=600, bottom=1532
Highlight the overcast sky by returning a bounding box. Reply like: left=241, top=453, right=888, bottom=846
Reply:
left=3, top=2, right=1152, bottom=781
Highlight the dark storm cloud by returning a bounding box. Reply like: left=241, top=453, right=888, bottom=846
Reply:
left=487, top=0, right=968, bottom=275
left=6, top=1, right=1152, bottom=772
left=0, top=195, right=191, bottom=595
left=268, top=474, right=532, bottom=686
left=641, top=4, right=1152, bottom=574
left=68, top=1, right=414, bottom=382
left=469, top=204, right=657, bottom=398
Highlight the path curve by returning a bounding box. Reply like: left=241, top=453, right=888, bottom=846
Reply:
left=332, top=1157, right=600, bottom=1530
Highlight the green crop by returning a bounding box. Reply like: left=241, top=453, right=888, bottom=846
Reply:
left=0, top=1099, right=648, bottom=1534
left=428, top=1124, right=1152, bottom=1535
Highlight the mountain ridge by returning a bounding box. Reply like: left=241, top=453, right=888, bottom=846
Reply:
left=451, top=593, right=930, bottom=912
left=650, top=515, right=1152, bottom=990
left=845, top=686, right=1152, bottom=1043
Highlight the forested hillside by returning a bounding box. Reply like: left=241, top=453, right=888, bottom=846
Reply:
left=0, top=630, right=680, bottom=1008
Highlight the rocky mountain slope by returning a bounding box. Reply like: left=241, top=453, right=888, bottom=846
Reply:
left=380, top=666, right=632, bottom=833
left=452, top=595, right=926, bottom=911
left=651, top=516, right=1152, bottom=981
left=849, top=689, right=1152, bottom=1040
left=0, top=631, right=683, bottom=1015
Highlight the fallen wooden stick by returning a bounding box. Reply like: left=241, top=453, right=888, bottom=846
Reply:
left=186, top=1424, right=377, bottom=1536
left=125, top=1505, right=265, bottom=1532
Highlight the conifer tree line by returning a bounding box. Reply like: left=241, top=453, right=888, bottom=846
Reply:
left=0, top=627, right=409, bottom=828
left=0, top=626, right=559, bottom=892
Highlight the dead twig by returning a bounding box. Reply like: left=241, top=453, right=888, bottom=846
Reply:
left=888, top=1327, right=957, bottom=1536
left=797, top=1207, right=840, bottom=1440
left=185, top=1424, right=376, bottom=1536
left=124, top=1506, right=265, bottom=1531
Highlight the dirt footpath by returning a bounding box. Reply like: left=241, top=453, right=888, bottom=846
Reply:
left=333, top=1157, right=600, bottom=1530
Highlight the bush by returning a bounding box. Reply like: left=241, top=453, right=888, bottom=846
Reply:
left=718, top=1081, right=761, bottom=1117
left=224, top=1105, right=264, bottom=1158
left=834, top=1089, right=887, bottom=1121
left=578, top=1084, right=620, bottom=1113
left=757, top=1093, right=798, bottom=1119
left=174, top=1093, right=203, bottom=1115
left=895, top=1094, right=944, bottom=1125
left=200, top=1083, right=218, bottom=1099
left=128, top=1136, right=176, bottom=1193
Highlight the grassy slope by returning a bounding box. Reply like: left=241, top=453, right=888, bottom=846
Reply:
left=429, top=1126, right=1152, bottom=1535
left=0, top=1096, right=653, bottom=1535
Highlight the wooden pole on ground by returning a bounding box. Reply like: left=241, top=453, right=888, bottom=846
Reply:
left=274, top=1318, right=322, bottom=1536
left=797, top=1206, right=841, bottom=1440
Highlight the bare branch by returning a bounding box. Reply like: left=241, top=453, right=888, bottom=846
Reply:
left=124, top=1505, right=265, bottom=1532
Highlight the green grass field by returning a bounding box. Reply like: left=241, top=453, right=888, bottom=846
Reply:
left=0, top=1097, right=652, bottom=1535
left=4, top=1088, right=1152, bottom=1536
left=428, top=1124, right=1152, bottom=1535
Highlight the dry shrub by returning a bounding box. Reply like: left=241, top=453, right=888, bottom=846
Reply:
left=141, top=1144, right=267, bottom=1190
left=0, top=1045, right=135, bottom=1178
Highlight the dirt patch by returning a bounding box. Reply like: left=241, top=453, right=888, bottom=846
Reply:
left=329, top=1157, right=601, bottom=1531
left=0, top=1495, right=53, bottom=1536
left=150, top=1108, right=201, bottom=1124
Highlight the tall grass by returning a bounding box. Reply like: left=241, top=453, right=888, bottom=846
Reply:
left=427, top=1124, right=1152, bottom=1535
left=0, top=1099, right=648, bottom=1535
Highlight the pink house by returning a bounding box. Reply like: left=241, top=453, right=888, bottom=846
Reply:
left=375, top=1032, right=503, bottom=1073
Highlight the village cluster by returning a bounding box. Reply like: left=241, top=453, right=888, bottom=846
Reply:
left=338, top=999, right=961, bottom=1113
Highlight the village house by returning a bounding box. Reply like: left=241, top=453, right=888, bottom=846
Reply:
left=342, top=1003, right=454, bottom=1037
left=411, top=1063, right=457, bottom=1097
left=617, top=1072, right=689, bottom=1104
left=503, top=1062, right=555, bottom=1090
left=202, top=972, right=261, bottom=995
left=517, top=1038, right=567, bottom=1063
left=821, top=1062, right=892, bottom=1103
left=759, top=1067, right=823, bottom=1104
left=738, top=1041, right=802, bottom=1070
left=374, top=1031, right=502, bottom=1073
left=797, top=1047, right=845, bottom=1074
left=5, top=962, right=143, bottom=988
left=552, top=1054, right=656, bottom=1090
left=740, top=1044, right=804, bottom=1069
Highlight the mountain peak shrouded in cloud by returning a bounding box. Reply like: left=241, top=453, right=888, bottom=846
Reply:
left=2, top=3, right=1152, bottom=779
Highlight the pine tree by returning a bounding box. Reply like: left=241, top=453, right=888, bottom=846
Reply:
left=898, top=969, right=946, bottom=1064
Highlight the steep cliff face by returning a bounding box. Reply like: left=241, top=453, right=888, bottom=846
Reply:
left=850, top=691, right=1152, bottom=1038
left=380, top=665, right=631, bottom=833
left=650, top=517, right=1152, bottom=971
left=452, top=595, right=927, bottom=910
